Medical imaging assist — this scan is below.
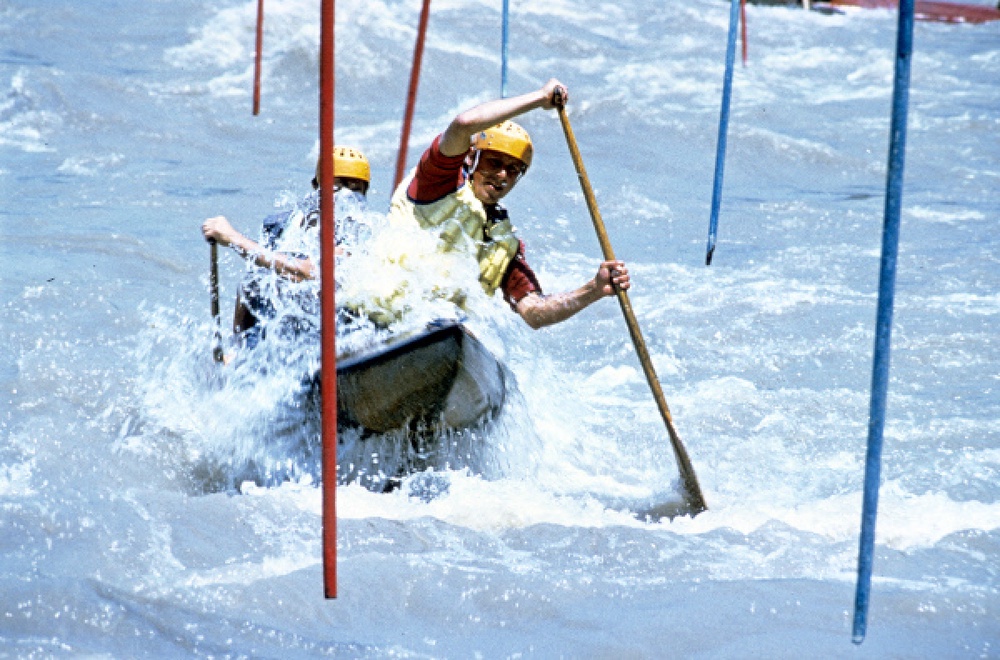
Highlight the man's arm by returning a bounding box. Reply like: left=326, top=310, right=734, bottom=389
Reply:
left=438, top=79, right=568, bottom=158
left=515, top=260, right=630, bottom=330
left=202, top=215, right=317, bottom=282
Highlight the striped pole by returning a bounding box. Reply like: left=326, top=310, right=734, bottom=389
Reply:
left=705, top=0, right=741, bottom=266
left=319, top=0, right=338, bottom=599
left=852, top=0, right=915, bottom=643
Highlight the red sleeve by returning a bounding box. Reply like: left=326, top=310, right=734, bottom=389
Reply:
left=406, top=135, right=468, bottom=203
left=501, top=240, right=542, bottom=310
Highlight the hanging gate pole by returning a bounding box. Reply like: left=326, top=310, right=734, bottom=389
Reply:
left=501, top=0, right=510, bottom=97
left=705, top=0, right=741, bottom=266
left=253, top=0, right=264, bottom=115
left=393, top=0, right=432, bottom=190
left=319, top=0, right=338, bottom=600
left=852, top=0, right=915, bottom=643
left=740, top=0, right=748, bottom=66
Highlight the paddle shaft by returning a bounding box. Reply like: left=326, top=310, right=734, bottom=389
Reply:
left=209, top=240, right=224, bottom=363
left=555, top=100, right=707, bottom=514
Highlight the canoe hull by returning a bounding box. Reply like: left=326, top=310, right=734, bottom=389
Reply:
left=336, top=321, right=506, bottom=433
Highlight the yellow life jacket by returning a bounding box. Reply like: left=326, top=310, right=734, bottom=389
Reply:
left=389, top=173, right=520, bottom=296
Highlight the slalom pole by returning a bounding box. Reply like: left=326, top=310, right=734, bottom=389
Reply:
left=319, top=0, right=338, bottom=599
left=501, top=0, right=510, bottom=97
left=209, top=241, right=225, bottom=363
left=393, top=0, right=432, bottom=190
left=253, top=0, right=264, bottom=115
left=740, top=0, right=748, bottom=66
left=705, top=0, right=741, bottom=266
left=852, top=0, right=915, bottom=643
left=554, top=90, right=707, bottom=515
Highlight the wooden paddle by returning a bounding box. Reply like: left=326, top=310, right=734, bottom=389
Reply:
left=209, top=240, right=225, bottom=363
left=553, top=89, right=707, bottom=515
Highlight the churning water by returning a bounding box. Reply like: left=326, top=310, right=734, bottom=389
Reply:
left=1, top=0, right=998, bottom=656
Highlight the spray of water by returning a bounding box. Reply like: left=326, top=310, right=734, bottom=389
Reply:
left=128, top=190, right=562, bottom=497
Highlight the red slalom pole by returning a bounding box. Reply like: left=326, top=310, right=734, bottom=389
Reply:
left=253, top=0, right=264, bottom=115
left=393, top=0, right=432, bottom=190
left=740, top=0, right=748, bottom=66
left=319, top=0, right=338, bottom=599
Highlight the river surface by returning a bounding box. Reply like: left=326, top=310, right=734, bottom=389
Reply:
left=1, top=0, right=998, bottom=656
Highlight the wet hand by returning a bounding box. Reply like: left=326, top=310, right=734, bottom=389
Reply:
left=202, top=216, right=236, bottom=246
left=596, top=259, right=630, bottom=296
left=542, top=79, right=568, bottom=110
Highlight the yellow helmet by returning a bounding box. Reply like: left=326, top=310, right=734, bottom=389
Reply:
left=314, top=146, right=370, bottom=188
left=471, top=121, right=533, bottom=171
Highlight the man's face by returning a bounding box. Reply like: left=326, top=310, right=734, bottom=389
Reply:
left=468, top=150, right=527, bottom=205
left=334, top=177, right=368, bottom=196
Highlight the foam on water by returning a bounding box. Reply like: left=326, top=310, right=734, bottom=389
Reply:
left=0, top=72, right=61, bottom=153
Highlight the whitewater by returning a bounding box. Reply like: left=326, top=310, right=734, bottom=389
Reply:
left=1, top=0, right=998, bottom=656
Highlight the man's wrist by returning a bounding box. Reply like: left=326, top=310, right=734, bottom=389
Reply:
left=582, top=278, right=603, bottom=304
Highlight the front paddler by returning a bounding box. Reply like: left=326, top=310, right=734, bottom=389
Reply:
left=388, top=79, right=630, bottom=329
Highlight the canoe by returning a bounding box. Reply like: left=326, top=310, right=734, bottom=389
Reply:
left=821, top=0, right=1000, bottom=23
left=335, top=320, right=507, bottom=433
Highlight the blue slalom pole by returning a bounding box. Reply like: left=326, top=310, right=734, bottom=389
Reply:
left=501, top=0, right=510, bottom=97
left=852, top=0, right=916, bottom=644
left=705, top=0, right=741, bottom=266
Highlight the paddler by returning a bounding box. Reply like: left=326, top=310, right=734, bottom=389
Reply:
left=388, top=79, right=630, bottom=329
left=201, top=145, right=372, bottom=347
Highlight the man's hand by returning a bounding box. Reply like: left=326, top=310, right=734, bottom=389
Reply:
left=595, top=259, right=630, bottom=297
left=202, top=216, right=238, bottom=246
left=541, top=79, right=568, bottom=110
